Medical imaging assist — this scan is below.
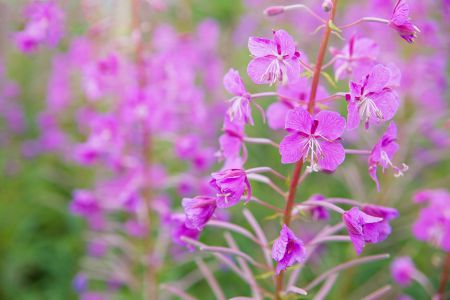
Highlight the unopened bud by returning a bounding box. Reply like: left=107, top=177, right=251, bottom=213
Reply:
left=321, top=0, right=333, bottom=12
left=264, top=6, right=285, bottom=16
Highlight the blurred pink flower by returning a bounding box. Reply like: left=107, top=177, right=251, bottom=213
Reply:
left=412, top=189, right=450, bottom=251
left=333, top=36, right=379, bottom=81
left=14, top=1, right=64, bottom=53
left=390, top=256, right=416, bottom=286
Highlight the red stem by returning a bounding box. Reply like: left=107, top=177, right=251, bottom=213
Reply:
left=438, top=253, right=450, bottom=299
left=274, top=1, right=339, bottom=298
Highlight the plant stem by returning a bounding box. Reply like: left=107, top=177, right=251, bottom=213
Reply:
left=275, top=1, right=339, bottom=298
left=131, top=0, right=157, bottom=299
left=438, top=253, right=450, bottom=299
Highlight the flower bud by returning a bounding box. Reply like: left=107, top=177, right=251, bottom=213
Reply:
left=322, top=0, right=333, bottom=12
left=264, top=6, right=285, bottom=16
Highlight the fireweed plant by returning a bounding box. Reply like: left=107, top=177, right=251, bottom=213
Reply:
left=178, top=1, right=449, bottom=299
left=2, top=0, right=448, bottom=299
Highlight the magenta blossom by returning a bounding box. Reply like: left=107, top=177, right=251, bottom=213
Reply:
left=307, top=194, right=330, bottom=221
left=218, top=115, right=245, bottom=163
left=412, top=189, right=450, bottom=251
left=347, top=64, right=400, bottom=130
left=279, top=108, right=346, bottom=172
left=343, top=207, right=385, bottom=255
left=223, top=69, right=253, bottom=125
left=182, top=196, right=217, bottom=230
left=247, top=30, right=301, bottom=85
left=390, top=256, right=417, bottom=287
left=272, top=224, right=306, bottom=274
left=389, top=0, right=420, bottom=43
left=368, top=122, right=407, bottom=191
left=362, top=204, right=399, bottom=242
left=170, top=214, right=201, bottom=250
left=14, top=1, right=65, bottom=53
left=333, top=36, right=379, bottom=81
left=69, top=190, right=100, bottom=217
left=210, top=169, right=251, bottom=208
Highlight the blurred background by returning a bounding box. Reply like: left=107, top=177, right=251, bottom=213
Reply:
left=0, top=0, right=449, bottom=299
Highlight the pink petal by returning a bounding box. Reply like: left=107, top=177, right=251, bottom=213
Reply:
left=285, top=108, right=312, bottom=133
left=273, top=30, right=296, bottom=56
left=353, top=38, right=380, bottom=60
left=248, top=37, right=276, bottom=57
left=347, top=101, right=360, bottom=130
left=317, top=140, right=345, bottom=171
left=247, top=56, right=274, bottom=85
left=391, top=0, right=410, bottom=25
left=223, top=68, right=246, bottom=95
left=315, top=110, right=346, bottom=140
left=284, top=57, right=301, bottom=84
left=267, top=102, right=291, bottom=130
left=365, top=64, right=391, bottom=93
left=371, top=90, right=399, bottom=123
left=279, top=134, right=308, bottom=164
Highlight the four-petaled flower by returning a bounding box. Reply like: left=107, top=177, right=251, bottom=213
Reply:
left=182, top=196, right=217, bottom=230
left=279, top=108, right=346, bottom=172
left=223, top=69, right=253, bottom=125
left=247, top=30, right=301, bottom=85
left=347, top=64, right=399, bottom=130
left=272, top=224, right=306, bottom=274
left=343, top=207, right=387, bottom=255
left=210, top=169, right=251, bottom=208
left=368, top=122, right=407, bottom=191
left=389, top=0, right=420, bottom=43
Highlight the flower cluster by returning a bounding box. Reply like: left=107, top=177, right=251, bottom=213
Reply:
left=14, top=1, right=65, bottom=53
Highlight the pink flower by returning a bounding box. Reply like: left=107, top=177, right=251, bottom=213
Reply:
left=247, top=30, right=301, bottom=85
left=368, top=122, right=407, bottom=191
left=223, top=69, right=253, bottom=125
left=412, top=189, right=450, bottom=251
left=333, top=36, right=379, bottom=81
left=347, top=64, right=400, bottom=130
left=279, top=108, right=346, bottom=172
left=307, top=194, right=330, bottom=221
left=124, top=220, right=149, bottom=238
left=70, top=190, right=100, bottom=217
left=390, top=256, right=417, bottom=286
left=272, top=224, right=306, bottom=274
left=389, top=0, right=420, bottom=43
left=343, top=207, right=384, bottom=255
left=170, top=214, right=201, bottom=250
left=182, top=196, right=217, bottom=230
left=362, top=204, right=399, bottom=242
left=14, top=1, right=65, bottom=53
left=210, top=169, right=251, bottom=208
left=218, top=115, right=245, bottom=162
